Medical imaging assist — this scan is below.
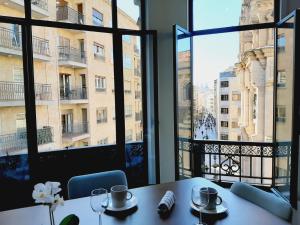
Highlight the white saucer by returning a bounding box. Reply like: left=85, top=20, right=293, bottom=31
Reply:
left=190, top=201, right=228, bottom=214
left=104, top=194, right=138, bottom=212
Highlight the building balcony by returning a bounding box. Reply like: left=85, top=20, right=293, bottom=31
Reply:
left=0, top=82, right=52, bottom=107
left=178, top=138, right=287, bottom=186
left=62, top=122, right=89, bottom=143
left=0, top=0, right=49, bottom=18
left=60, top=87, right=88, bottom=104
left=56, top=5, right=85, bottom=28
left=0, top=27, right=51, bottom=61
left=0, top=126, right=53, bottom=154
left=58, top=46, right=87, bottom=68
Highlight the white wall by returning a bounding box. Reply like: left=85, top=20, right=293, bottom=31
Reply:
left=147, top=0, right=188, bottom=182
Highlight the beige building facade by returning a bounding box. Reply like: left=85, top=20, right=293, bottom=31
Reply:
left=0, top=0, right=142, bottom=155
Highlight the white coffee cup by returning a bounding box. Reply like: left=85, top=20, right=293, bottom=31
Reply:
left=110, top=185, right=133, bottom=208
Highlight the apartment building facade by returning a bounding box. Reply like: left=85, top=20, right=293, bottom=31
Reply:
left=0, top=0, right=142, bottom=155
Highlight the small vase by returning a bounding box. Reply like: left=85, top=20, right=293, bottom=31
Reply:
left=49, top=206, right=55, bottom=225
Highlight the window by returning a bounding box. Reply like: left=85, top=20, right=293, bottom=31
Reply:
left=16, top=113, right=26, bottom=131
left=123, top=55, right=132, bottom=69
left=94, top=42, right=105, bottom=60
left=221, top=108, right=228, bottom=114
left=98, top=138, right=108, bottom=145
left=232, top=93, right=241, bottom=101
left=125, top=105, right=132, bottom=118
left=220, top=81, right=229, bottom=88
left=237, top=135, right=241, bottom=141
left=277, top=71, right=287, bottom=88
left=13, top=67, right=24, bottom=82
left=95, top=76, right=106, bottom=91
left=184, top=83, right=192, bottom=100
left=221, top=95, right=228, bottom=101
left=124, top=80, right=131, bottom=93
left=220, top=134, right=229, bottom=140
left=232, top=121, right=239, bottom=128
left=96, top=108, right=108, bottom=124
left=125, top=129, right=133, bottom=142
left=221, top=121, right=228, bottom=127
left=92, top=9, right=103, bottom=26
left=276, top=106, right=286, bottom=122
left=278, top=34, right=286, bottom=51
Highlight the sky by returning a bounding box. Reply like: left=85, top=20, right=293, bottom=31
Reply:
left=192, top=0, right=243, bottom=87
left=117, top=0, right=140, bottom=22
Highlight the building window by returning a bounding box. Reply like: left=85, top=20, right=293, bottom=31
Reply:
left=253, top=93, right=257, bottom=119
left=123, top=55, right=132, bottom=69
left=125, top=130, right=133, bottom=142
left=220, top=134, right=229, bottom=140
left=277, top=71, right=287, bottom=88
left=221, top=108, right=228, bottom=114
left=125, top=105, right=133, bottom=118
left=16, top=113, right=26, bottom=131
left=94, top=42, right=105, bottom=60
left=221, top=121, right=228, bottom=127
left=98, top=138, right=108, bottom=145
left=96, top=108, right=107, bottom=124
left=95, top=76, right=106, bottom=91
left=13, top=67, right=24, bottom=82
left=232, top=121, right=239, bottom=128
left=232, top=93, right=241, bottom=101
left=124, top=80, right=131, bottom=93
left=278, top=34, right=286, bottom=51
left=184, top=83, right=192, bottom=100
left=237, top=135, right=241, bottom=141
left=220, top=81, right=229, bottom=88
left=92, top=9, right=103, bottom=26
left=276, top=106, right=286, bottom=122
left=122, top=35, right=131, bottom=43
left=221, top=95, right=228, bottom=101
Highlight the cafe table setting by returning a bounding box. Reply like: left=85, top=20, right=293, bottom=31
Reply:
left=0, top=178, right=292, bottom=225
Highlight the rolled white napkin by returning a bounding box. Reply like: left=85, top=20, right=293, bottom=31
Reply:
left=157, top=190, right=176, bottom=215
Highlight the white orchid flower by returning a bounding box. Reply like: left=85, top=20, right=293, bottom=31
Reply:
left=50, top=195, right=64, bottom=212
left=45, top=182, right=62, bottom=195
left=32, top=183, right=54, bottom=204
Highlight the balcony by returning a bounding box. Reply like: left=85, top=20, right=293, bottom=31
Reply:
left=0, top=0, right=49, bottom=18
left=178, top=138, right=290, bottom=186
left=0, top=27, right=51, bottom=61
left=58, top=46, right=87, bottom=68
left=0, top=82, right=52, bottom=107
left=56, top=5, right=85, bottom=28
left=60, top=87, right=88, bottom=104
left=62, top=122, right=89, bottom=143
left=0, top=126, right=53, bottom=155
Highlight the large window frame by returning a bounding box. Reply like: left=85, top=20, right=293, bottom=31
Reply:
left=173, top=0, right=299, bottom=208
left=0, top=0, right=159, bottom=209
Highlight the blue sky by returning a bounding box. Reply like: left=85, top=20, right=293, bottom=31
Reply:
left=118, top=0, right=140, bottom=22
left=192, top=0, right=242, bottom=87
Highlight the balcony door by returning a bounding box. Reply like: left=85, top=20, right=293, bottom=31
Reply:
left=62, top=113, right=73, bottom=134
left=60, top=74, right=71, bottom=98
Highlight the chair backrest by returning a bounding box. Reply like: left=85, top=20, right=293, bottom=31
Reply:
left=67, top=170, right=128, bottom=199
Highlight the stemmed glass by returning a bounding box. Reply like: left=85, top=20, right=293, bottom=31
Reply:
left=191, top=186, right=209, bottom=225
left=90, top=188, right=109, bottom=225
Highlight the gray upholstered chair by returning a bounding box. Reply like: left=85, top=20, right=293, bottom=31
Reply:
left=230, top=182, right=292, bottom=221
left=68, top=170, right=128, bottom=199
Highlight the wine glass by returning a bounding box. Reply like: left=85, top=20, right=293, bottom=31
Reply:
left=90, top=188, right=109, bottom=225
left=191, top=186, right=209, bottom=225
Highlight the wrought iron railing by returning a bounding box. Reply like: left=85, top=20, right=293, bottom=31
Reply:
left=31, top=0, right=48, bottom=11
left=178, top=138, right=291, bottom=186
left=62, top=122, right=89, bottom=137
left=58, top=46, right=86, bottom=64
left=60, top=87, right=87, bottom=100
left=0, top=82, right=52, bottom=101
left=0, top=27, right=50, bottom=56
left=56, top=6, right=85, bottom=24
left=0, top=126, right=53, bottom=153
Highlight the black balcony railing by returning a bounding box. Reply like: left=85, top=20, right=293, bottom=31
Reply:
left=0, top=126, right=53, bottom=153
left=62, top=122, right=89, bottom=137
left=56, top=6, right=85, bottom=24
left=60, top=87, right=87, bottom=101
left=31, top=0, right=48, bottom=11
left=58, top=46, right=86, bottom=64
left=0, top=27, right=50, bottom=56
left=0, top=82, right=52, bottom=101
left=178, top=138, right=291, bottom=186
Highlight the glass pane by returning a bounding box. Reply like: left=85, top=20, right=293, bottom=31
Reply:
left=32, top=26, right=116, bottom=152
left=275, top=17, right=295, bottom=199
left=176, top=30, right=192, bottom=179
left=117, top=0, right=141, bottom=30
left=0, top=23, right=29, bottom=181
left=193, top=0, right=274, bottom=30
left=0, top=0, right=24, bottom=17
left=32, top=0, right=112, bottom=27
left=193, top=29, right=274, bottom=143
